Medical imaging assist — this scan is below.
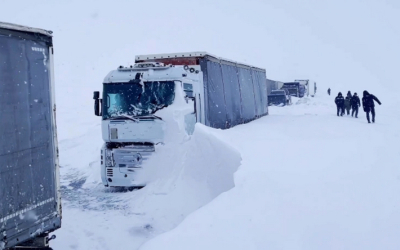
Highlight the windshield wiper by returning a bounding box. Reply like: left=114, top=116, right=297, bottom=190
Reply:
left=108, top=114, right=163, bottom=122
left=132, top=114, right=163, bottom=120
left=108, top=115, right=139, bottom=122
left=147, top=114, right=163, bottom=120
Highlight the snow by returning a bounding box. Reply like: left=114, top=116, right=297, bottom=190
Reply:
left=50, top=83, right=241, bottom=249
left=141, top=95, right=400, bottom=250
left=1, top=0, right=400, bottom=249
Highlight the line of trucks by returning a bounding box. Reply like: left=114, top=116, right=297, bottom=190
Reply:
left=267, top=79, right=317, bottom=106
left=0, top=22, right=316, bottom=249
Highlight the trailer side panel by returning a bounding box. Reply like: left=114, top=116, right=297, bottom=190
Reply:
left=200, top=57, right=267, bottom=129
left=0, top=28, right=61, bottom=249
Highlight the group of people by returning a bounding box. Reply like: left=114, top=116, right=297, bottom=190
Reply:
left=331, top=89, right=382, bottom=123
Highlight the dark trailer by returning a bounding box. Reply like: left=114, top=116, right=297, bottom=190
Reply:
left=281, top=82, right=299, bottom=96
left=136, top=52, right=269, bottom=129
left=0, top=22, right=61, bottom=249
left=281, top=82, right=306, bottom=98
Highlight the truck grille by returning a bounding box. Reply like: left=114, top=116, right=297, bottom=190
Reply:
left=106, top=168, right=113, bottom=177
left=113, top=146, right=154, bottom=165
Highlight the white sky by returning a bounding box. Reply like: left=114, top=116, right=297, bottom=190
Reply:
left=1, top=0, right=399, bottom=97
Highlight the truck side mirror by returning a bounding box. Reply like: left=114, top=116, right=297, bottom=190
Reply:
left=93, top=91, right=101, bottom=116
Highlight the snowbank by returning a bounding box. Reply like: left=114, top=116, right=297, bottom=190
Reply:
left=52, top=83, right=241, bottom=250
left=140, top=95, right=400, bottom=250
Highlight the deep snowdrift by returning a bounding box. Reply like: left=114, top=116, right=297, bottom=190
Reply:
left=55, top=123, right=241, bottom=249
left=140, top=94, right=400, bottom=250
left=52, top=85, right=241, bottom=249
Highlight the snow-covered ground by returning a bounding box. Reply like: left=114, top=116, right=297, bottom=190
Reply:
left=2, top=0, right=400, bottom=249
left=54, top=92, right=400, bottom=250
left=141, top=95, right=400, bottom=250
left=53, top=84, right=242, bottom=250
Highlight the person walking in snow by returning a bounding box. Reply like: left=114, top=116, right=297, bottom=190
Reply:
left=335, top=92, right=345, bottom=116
left=327, top=88, right=331, bottom=95
left=350, top=92, right=361, bottom=118
left=362, top=90, right=381, bottom=123
left=344, top=91, right=352, bottom=115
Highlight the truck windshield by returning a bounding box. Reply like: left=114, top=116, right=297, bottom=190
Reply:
left=102, top=81, right=175, bottom=119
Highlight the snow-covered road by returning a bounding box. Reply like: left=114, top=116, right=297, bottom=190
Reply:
left=53, top=99, right=242, bottom=249
left=51, top=94, right=400, bottom=250
left=140, top=96, right=400, bottom=250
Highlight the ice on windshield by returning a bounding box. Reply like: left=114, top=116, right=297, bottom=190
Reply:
left=102, top=81, right=175, bottom=119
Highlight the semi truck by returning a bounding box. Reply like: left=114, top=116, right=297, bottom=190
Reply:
left=93, top=52, right=268, bottom=188
left=266, top=79, right=284, bottom=94
left=294, top=79, right=317, bottom=97
left=267, top=90, right=291, bottom=106
left=0, top=22, right=61, bottom=249
left=281, top=82, right=306, bottom=98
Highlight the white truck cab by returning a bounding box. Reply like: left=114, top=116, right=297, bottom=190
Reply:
left=94, top=52, right=268, bottom=188
left=294, top=79, right=317, bottom=97
left=94, top=61, right=201, bottom=187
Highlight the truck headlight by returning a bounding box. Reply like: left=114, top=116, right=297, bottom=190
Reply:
left=105, top=149, right=114, bottom=167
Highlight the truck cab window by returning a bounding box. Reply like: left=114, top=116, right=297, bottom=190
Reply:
left=102, top=81, right=175, bottom=119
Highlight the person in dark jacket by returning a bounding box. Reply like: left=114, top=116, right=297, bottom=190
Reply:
left=362, top=90, right=381, bottom=123
left=327, top=88, right=331, bottom=95
left=344, top=92, right=352, bottom=115
left=350, top=92, right=361, bottom=118
left=335, top=92, right=345, bottom=116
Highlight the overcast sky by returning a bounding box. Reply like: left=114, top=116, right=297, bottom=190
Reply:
left=1, top=0, right=399, bottom=98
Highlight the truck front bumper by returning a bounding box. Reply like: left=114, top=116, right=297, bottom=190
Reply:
left=100, top=144, right=153, bottom=187
left=102, top=167, right=145, bottom=187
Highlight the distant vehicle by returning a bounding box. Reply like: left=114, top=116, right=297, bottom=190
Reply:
left=294, top=79, right=317, bottom=97
left=266, top=79, right=277, bottom=94
left=93, top=52, right=268, bottom=188
left=282, top=88, right=291, bottom=98
left=0, top=22, right=61, bottom=249
left=268, top=90, right=291, bottom=106
left=277, top=81, right=284, bottom=90
left=266, top=79, right=284, bottom=94
left=281, top=82, right=306, bottom=98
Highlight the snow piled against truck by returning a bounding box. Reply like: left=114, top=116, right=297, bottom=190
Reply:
left=52, top=84, right=241, bottom=249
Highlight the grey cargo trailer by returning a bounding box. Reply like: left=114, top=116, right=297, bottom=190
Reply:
left=0, top=22, right=61, bottom=249
left=135, top=52, right=269, bottom=129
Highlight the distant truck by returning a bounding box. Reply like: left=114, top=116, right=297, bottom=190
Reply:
left=294, top=79, right=317, bottom=97
left=0, top=22, right=61, bottom=249
left=266, top=79, right=284, bottom=94
left=93, top=52, right=268, bottom=188
left=268, top=90, right=291, bottom=106
left=281, top=82, right=306, bottom=98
